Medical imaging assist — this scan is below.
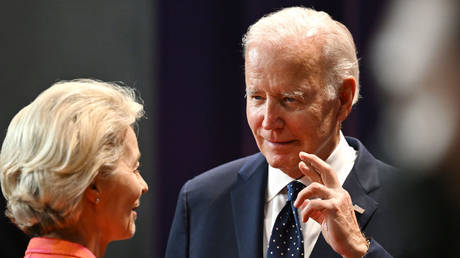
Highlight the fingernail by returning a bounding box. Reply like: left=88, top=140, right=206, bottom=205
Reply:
left=299, top=162, right=305, bottom=169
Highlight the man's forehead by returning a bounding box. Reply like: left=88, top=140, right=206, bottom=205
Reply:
left=245, top=45, right=296, bottom=64
left=246, top=33, right=323, bottom=58
left=246, top=45, right=322, bottom=74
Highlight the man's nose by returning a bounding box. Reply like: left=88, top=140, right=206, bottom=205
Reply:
left=261, top=99, right=284, bottom=130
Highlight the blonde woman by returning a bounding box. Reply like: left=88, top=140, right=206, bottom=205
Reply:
left=0, top=79, right=148, bottom=258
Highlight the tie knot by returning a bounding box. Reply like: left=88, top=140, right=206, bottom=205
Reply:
left=287, top=181, right=305, bottom=202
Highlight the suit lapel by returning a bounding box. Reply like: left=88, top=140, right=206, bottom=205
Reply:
left=344, top=137, right=380, bottom=229
left=310, top=138, right=380, bottom=258
left=230, top=153, right=268, bottom=258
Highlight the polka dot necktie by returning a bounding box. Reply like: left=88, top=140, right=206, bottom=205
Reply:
left=267, top=181, right=306, bottom=258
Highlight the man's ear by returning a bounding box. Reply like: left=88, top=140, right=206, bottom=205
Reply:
left=337, top=77, right=356, bottom=122
left=85, top=182, right=100, bottom=205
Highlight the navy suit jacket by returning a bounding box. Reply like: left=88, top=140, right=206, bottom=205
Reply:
left=166, top=137, right=401, bottom=257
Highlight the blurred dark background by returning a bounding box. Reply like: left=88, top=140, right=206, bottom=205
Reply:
left=0, top=1, right=391, bottom=257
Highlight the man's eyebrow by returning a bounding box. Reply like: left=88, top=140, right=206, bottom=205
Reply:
left=245, top=89, right=305, bottom=98
left=281, top=91, right=305, bottom=98
left=245, top=88, right=259, bottom=95
left=244, top=88, right=260, bottom=98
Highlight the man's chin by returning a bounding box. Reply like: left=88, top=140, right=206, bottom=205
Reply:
left=266, top=155, right=300, bottom=177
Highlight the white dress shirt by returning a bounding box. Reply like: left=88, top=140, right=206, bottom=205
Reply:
left=263, top=131, right=357, bottom=257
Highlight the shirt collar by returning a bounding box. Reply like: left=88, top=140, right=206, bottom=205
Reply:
left=266, top=131, right=356, bottom=202
left=25, top=237, right=96, bottom=258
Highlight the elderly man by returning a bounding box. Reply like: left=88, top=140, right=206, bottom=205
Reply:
left=166, top=7, right=399, bottom=258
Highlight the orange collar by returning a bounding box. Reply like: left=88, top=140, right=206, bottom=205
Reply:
left=25, top=237, right=96, bottom=258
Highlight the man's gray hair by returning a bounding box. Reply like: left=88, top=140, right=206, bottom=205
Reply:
left=242, top=7, right=360, bottom=104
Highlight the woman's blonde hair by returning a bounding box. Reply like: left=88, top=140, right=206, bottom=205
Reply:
left=0, top=79, right=144, bottom=236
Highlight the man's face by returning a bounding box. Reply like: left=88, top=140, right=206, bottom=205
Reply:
left=245, top=44, right=342, bottom=178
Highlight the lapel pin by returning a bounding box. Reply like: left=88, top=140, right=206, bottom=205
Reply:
left=353, top=204, right=365, bottom=214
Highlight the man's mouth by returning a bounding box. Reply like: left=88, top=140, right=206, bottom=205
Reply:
left=265, top=139, right=296, bottom=145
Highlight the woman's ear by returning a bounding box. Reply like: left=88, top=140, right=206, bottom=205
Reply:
left=337, top=77, right=356, bottom=122
left=85, top=182, right=100, bottom=205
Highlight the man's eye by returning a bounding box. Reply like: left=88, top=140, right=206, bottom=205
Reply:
left=283, top=97, right=296, bottom=103
left=252, top=95, right=264, bottom=100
